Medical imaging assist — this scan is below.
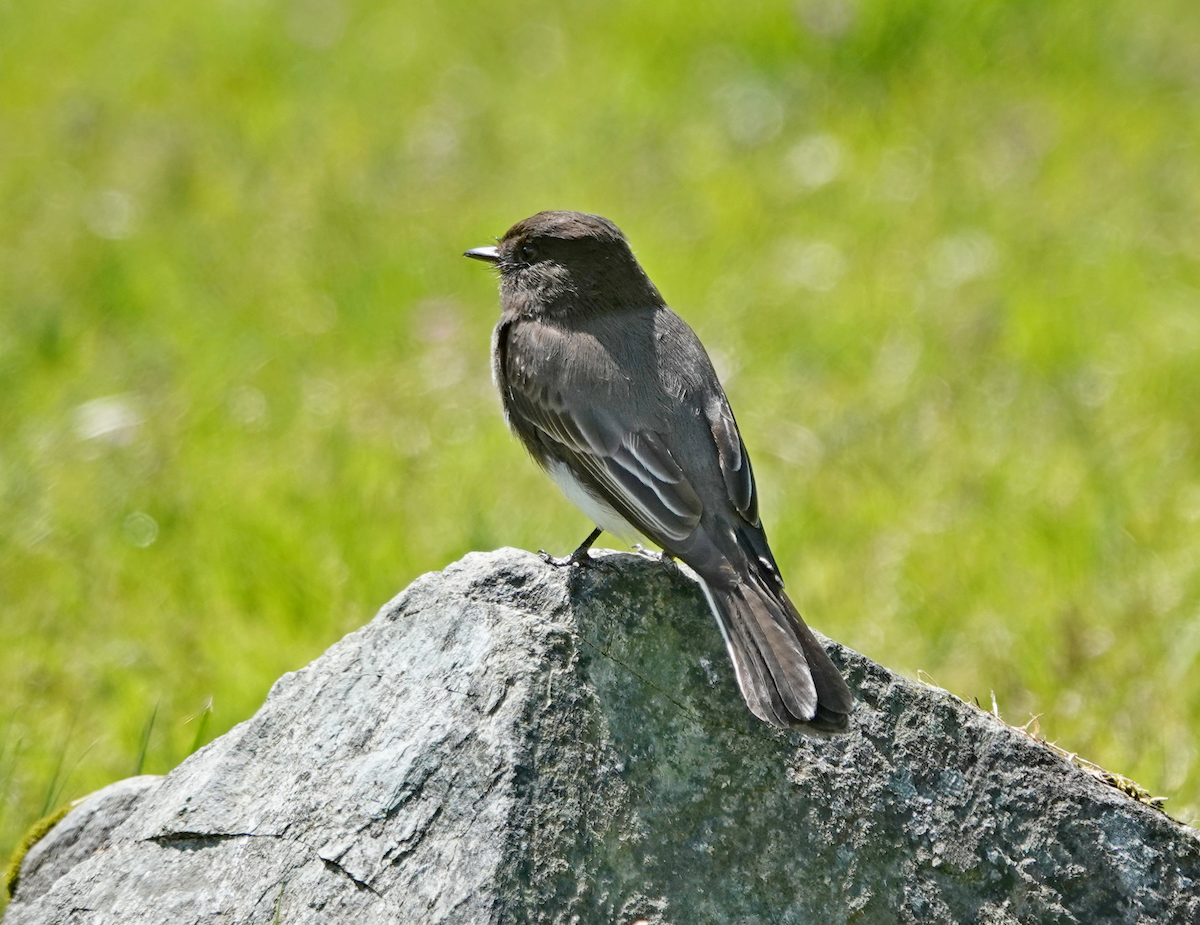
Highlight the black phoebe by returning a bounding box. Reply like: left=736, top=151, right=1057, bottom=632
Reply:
left=465, top=211, right=852, bottom=732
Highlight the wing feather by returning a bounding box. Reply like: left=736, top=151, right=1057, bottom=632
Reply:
left=708, top=401, right=758, bottom=525
left=501, top=332, right=703, bottom=544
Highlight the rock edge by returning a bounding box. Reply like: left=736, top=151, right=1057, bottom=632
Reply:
left=5, top=548, right=1199, bottom=924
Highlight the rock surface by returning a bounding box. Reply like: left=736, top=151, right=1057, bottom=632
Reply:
left=5, top=548, right=1199, bottom=924
left=8, top=776, right=161, bottom=905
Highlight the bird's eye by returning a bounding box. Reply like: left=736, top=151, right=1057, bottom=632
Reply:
left=519, top=243, right=537, bottom=263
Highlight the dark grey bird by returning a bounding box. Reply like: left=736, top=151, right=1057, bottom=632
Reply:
left=465, top=211, right=852, bottom=732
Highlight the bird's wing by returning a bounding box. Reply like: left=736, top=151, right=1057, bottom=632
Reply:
left=706, top=398, right=759, bottom=526
left=500, top=325, right=704, bottom=544
left=648, top=306, right=761, bottom=528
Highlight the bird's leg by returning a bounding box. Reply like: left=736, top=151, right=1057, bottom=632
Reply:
left=539, top=527, right=603, bottom=568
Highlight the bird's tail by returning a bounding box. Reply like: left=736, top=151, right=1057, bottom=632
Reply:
left=697, top=570, right=852, bottom=732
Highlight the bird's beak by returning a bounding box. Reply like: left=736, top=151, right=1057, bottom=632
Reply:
left=463, top=246, right=500, bottom=264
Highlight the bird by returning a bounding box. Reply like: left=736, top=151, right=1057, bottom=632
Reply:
left=464, top=211, right=852, bottom=732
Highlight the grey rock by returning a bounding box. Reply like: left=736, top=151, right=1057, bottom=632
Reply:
left=10, top=775, right=163, bottom=904
left=5, top=548, right=1199, bottom=924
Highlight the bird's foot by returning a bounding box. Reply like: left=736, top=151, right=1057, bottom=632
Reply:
left=540, top=527, right=610, bottom=569
left=539, top=527, right=612, bottom=570
left=538, top=547, right=616, bottom=571
left=539, top=548, right=585, bottom=568
left=632, top=544, right=681, bottom=575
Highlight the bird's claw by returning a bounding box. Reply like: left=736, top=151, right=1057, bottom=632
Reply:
left=538, top=549, right=578, bottom=568
left=538, top=548, right=615, bottom=571
left=539, top=527, right=610, bottom=570
left=632, top=544, right=679, bottom=569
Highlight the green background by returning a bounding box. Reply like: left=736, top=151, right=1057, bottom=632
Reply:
left=3, top=0, right=1199, bottom=877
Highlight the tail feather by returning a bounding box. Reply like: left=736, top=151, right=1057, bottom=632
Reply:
left=731, top=581, right=817, bottom=721
left=789, top=596, right=854, bottom=718
left=703, top=584, right=789, bottom=725
left=699, top=572, right=852, bottom=732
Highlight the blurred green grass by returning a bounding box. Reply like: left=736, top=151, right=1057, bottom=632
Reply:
left=3, top=0, right=1200, bottom=874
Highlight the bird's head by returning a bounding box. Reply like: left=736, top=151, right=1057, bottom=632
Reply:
left=464, top=211, right=663, bottom=318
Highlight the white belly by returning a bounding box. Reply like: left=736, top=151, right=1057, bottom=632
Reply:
left=545, top=459, right=643, bottom=545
